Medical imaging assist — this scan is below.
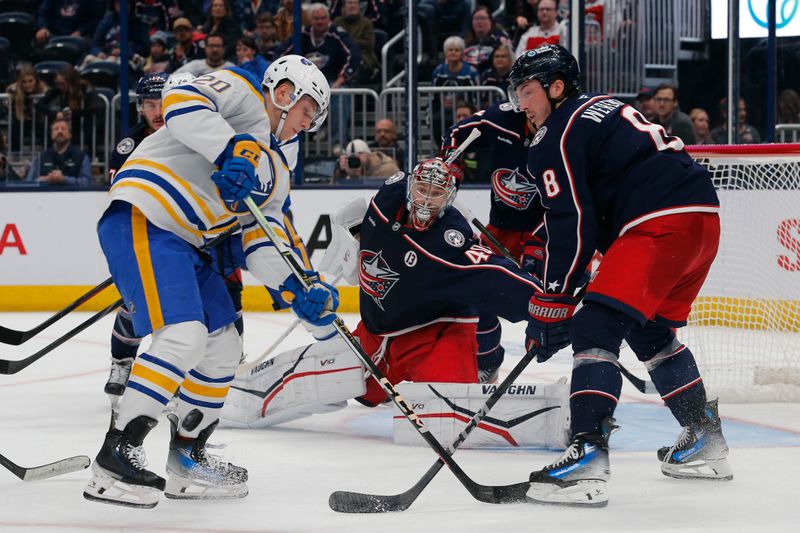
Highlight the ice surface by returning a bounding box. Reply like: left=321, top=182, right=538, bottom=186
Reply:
left=0, top=312, right=798, bottom=532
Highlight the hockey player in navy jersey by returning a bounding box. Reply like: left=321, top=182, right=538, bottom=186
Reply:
left=84, top=56, right=338, bottom=509
left=443, top=100, right=547, bottom=383
left=507, top=44, right=731, bottom=507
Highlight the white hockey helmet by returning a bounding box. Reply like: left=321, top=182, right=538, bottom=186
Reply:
left=262, top=54, right=330, bottom=134
left=407, top=158, right=458, bottom=231
left=162, top=72, right=197, bottom=97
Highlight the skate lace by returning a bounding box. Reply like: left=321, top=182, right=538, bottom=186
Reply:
left=109, top=361, right=132, bottom=382
left=124, top=444, right=148, bottom=469
left=674, top=427, right=696, bottom=449
left=551, top=442, right=582, bottom=468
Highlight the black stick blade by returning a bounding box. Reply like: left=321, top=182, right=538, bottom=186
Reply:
left=329, top=490, right=412, bottom=513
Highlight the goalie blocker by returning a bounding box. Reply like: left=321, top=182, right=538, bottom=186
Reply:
left=221, top=337, right=570, bottom=449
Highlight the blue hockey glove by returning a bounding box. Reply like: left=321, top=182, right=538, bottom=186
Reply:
left=211, top=134, right=260, bottom=202
left=525, top=292, right=578, bottom=363
left=280, top=271, right=340, bottom=327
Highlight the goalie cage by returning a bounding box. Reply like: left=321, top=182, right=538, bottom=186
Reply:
left=684, top=144, right=800, bottom=402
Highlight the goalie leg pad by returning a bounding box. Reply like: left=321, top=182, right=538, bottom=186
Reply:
left=392, top=380, right=571, bottom=449
left=221, top=336, right=366, bottom=428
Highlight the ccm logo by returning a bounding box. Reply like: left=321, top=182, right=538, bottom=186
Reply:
left=239, top=148, right=260, bottom=162
left=319, top=358, right=336, bottom=366
left=528, top=303, right=569, bottom=320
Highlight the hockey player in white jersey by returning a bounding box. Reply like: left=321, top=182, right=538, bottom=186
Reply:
left=83, top=56, right=338, bottom=509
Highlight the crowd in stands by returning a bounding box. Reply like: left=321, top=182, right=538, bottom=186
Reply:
left=1, top=0, right=799, bottom=186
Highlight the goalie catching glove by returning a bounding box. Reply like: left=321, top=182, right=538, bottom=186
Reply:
left=280, top=271, right=340, bottom=327
left=525, top=292, right=578, bottom=362
left=212, top=134, right=260, bottom=201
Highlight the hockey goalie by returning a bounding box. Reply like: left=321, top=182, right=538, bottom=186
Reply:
left=222, top=159, right=570, bottom=449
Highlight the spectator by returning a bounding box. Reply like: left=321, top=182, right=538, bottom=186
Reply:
left=169, top=17, right=206, bottom=72
left=463, top=5, right=512, bottom=74
left=514, top=0, right=567, bottom=57
left=232, top=0, right=278, bottom=33
left=689, top=108, right=712, bottom=145
left=334, top=0, right=379, bottom=83
left=431, top=36, right=480, bottom=140
left=418, top=1, right=471, bottom=58
left=253, top=12, right=282, bottom=61
left=34, top=66, right=105, bottom=148
left=236, top=36, right=270, bottom=80
left=634, top=87, right=655, bottom=121
left=202, top=0, right=244, bottom=60
left=35, top=0, right=104, bottom=46
left=88, top=0, right=150, bottom=62
left=711, top=97, right=761, bottom=145
left=175, top=0, right=206, bottom=26
left=369, top=118, right=405, bottom=168
left=455, top=100, right=476, bottom=123
left=651, top=83, right=696, bottom=144
left=778, top=89, right=800, bottom=124
left=335, top=138, right=400, bottom=179
left=1, top=133, right=22, bottom=181
left=329, top=0, right=384, bottom=26
left=5, top=66, right=49, bottom=152
left=505, top=0, right=540, bottom=42
left=134, top=0, right=177, bottom=34
left=275, top=0, right=309, bottom=43
left=174, top=33, right=234, bottom=76
left=284, top=2, right=361, bottom=145
left=451, top=100, right=486, bottom=183
left=480, top=44, right=514, bottom=96
left=25, top=119, right=92, bottom=186
left=144, top=31, right=172, bottom=73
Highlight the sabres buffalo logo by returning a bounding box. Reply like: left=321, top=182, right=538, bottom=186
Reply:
left=491, top=168, right=539, bottom=210
left=359, top=250, right=400, bottom=311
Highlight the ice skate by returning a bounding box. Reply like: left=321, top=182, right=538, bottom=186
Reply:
left=104, top=357, right=133, bottom=401
left=477, top=364, right=500, bottom=384
left=165, top=415, right=248, bottom=500
left=83, top=416, right=165, bottom=509
left=658, top=399, right=733, bottom=481
left=526, top=418, right=617, bottom=507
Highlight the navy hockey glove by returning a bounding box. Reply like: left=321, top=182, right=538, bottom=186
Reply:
left=525, top=292, right=578, bottom=363
left=211, top=134, right=260, bottom=202
left=520, top=236, right=546, bottom=276
left=280, top=271, right=340, bottom=327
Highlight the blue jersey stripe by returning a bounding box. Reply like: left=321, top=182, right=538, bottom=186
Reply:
left=139, top=352, right=186, bottom=379
left=128, top=380, right=171, bottom=405
left=173, top=85, right=219, bottom=111
left=178, top=391, right=225, bottom=409
left=164, top=104, right=214, bottom=123
left=188, top=368, right=234, bottom=384
left=114, top=168, right=209, bottom=232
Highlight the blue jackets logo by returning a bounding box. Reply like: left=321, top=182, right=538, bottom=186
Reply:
left=359, top=250, right=400, bottom=311
left=492, top=167, right=539, bottom=210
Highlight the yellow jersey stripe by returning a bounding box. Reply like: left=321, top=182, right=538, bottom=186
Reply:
left=113, top=181, right=204, bottom=237
left=285, top=215, right=311, bottom=269
left=225, top=70, right=267, bottom=110
left=180, top=379, right=230, bottom=398
left=163, top=92, right=213, bottom=110
left=243, top=225, right=289, bottom=247
left=130, top=208, right=164, bottom=330
left=131, top=362, right=181, bottom=393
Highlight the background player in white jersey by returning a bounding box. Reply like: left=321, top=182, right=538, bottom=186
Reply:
left=84, top=56, right=338, bottom=509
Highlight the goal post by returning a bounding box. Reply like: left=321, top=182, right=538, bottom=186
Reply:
left=683, top=144, right=800, bottom=402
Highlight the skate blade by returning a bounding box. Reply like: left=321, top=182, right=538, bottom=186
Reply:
left=526, top=479, right=608, bottom=508
left=661, top=458, right=733, bottom=481
left=83, top=464, right=161, bottom=509
left=164, top=472, right=248, bottom=500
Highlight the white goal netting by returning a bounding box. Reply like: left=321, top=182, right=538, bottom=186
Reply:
left=682, top=145, right=800, bottom=402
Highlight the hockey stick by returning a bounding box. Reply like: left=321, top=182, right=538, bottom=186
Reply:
left=0, top=277, right=114, bottom=345
left=0, top=452, right=90, bottom=482
left=453, top=199, right=657, bottom=395
left=329, top=281, right=589, bottom=513
left=236, top=273, right=345, bottom=377
left=0, top=228, right=239, bottom=375
left=243, top=195, right=530, bottom=506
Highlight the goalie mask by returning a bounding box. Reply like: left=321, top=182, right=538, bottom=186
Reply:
left=262, top=55, right=331, bottom=137
left=406, top=158, right=457, bottom=231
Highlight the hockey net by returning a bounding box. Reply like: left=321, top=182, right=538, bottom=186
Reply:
left=683, top=144, right=800, bottom=402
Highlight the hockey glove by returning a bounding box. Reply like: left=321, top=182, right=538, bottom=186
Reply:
left=280, top=271, right=340, bottom=327
left=525, top=292, right=578, bottom=363
left=211, top=134, right=260, bottom=202
left=441, top=145, right=465, bottom=183
left=520, top=236, right=546, bottom=276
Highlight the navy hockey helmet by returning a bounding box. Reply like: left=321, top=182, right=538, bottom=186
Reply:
left=135, top=72, right=169, bottom=110
left=508, top=44, right=580, bottom=111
